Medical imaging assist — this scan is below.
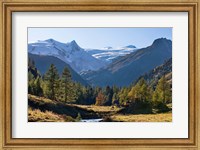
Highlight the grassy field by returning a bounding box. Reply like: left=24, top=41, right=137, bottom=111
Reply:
left=71, top=104, right=122, bottom=113
left=110, top=112, right=172, bottom=122
left=28, top=94, right=172, bottom=122
left=28, top=107, right=67, bottom=122
left=28, top=94, right=99, bottom=122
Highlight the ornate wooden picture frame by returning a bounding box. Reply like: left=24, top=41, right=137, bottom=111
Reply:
left=0, top=0, right=199, bottom=149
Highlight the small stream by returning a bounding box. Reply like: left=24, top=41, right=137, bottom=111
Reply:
left=81, top=118, right=103, bottom=122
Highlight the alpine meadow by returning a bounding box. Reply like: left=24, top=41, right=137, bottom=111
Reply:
left=28, top=28, right=172, bottom=122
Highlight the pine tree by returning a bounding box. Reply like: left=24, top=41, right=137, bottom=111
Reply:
left=84, top=86, right=96, bottom=104
left=112, top=93, right=119, bottom=105
left=153, top=76, right=171, bottom=104
left=34, top=77, right=43, bottom=96
left=112, top=85, right=119, bottom=94
left=118, top=87, right=129, bottom=105
left=28, top=79, right=35, bottom=94
left=44, top=64, right=59, bottom=100
left=59, top=67, right=76, bottom=103
left=128, top=78, right=151, bottom=101
left=74, top=83, right=84, bottom=104
left=95, top=91, right=106, bottom=106
left=104, top=86, right=113, bottom=105
left=28, top=71, right=34, bottom=81
left=128, top=84, right=139, bottom=101
left=139, top=78, right=150, bottom=101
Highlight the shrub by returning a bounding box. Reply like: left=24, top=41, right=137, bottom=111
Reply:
left=120, top=100, right=152, bottom=114
left=153, top=101, right=171, bottom=113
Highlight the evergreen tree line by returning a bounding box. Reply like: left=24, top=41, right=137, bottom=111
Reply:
left=28, top=61, right=172, bottom=112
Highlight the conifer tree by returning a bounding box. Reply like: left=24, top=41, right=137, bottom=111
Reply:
left=153, top=76, right=171, bottom=104
left=33, top=77, right=43, bottom=96
left=84, top=86, right=95, bottom=104
left=59, top=67, right=76, bottom=103
left=118, top=87, right=129, bottom=105
left=104, top=86, right=113, bottom=105
left=128, top=78, right=151, bottom=101
left=28, top=71, right=34, bottom=81
left=95, top=91, right=106, bottom=106
left=74, top=83, right=84, bottom=104
left=28, top=79, right=35, bottom=94
left=44, top=64, right=59, bottom=100
left=112, top=93, right=119, bottom=105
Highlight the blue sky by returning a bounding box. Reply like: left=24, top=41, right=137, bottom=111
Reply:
left=28, top=28, right=172, bottom=49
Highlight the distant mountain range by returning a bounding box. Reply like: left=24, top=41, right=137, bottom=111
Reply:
left=28, top=39, right=107, bottom=73
left=28, top=38, right=172, bottom=87
left=82, top=38, right=172, bottom=86
left=28, top=53, right=88, bottom=86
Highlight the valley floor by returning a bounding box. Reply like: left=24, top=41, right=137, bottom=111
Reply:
left=71, top=104, right=172, bottom=122
left=28, top=94, right=172, bottom=122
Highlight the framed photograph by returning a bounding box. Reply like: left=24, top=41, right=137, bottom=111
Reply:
left=0, top=0, right=199, bottom=149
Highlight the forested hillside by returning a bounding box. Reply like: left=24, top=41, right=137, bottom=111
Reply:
left=28, top=60, right=172, bottom=122
left=29, top=53, right=88, bottom=86
left=135, top=58, right=172, bottom=89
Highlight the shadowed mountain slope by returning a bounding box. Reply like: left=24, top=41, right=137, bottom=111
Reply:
left=82, top=38, right=172, bottom=87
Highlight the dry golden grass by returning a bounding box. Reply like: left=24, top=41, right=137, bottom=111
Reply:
left=28, top=107, right=66, bottom=122
left=72, top=104, right=122, bottom=113
left=110, top=112, right=172, bottom=122
left=28, top=94, right=55, bottom=104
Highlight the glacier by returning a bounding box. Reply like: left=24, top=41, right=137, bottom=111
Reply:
left=85, top=45, right=137, bottom=62
left=28, top=39, right=107, bottom=73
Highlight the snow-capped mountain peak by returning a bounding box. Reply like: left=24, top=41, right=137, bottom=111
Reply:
left=28, top=39, right=107, bottom=73
left=66, top=40, right=82, bottom=52
left=69, top=40, right=77, bottom=45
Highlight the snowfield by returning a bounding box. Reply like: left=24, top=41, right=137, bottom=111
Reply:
left=85, top=45, right=137, bottom=62
left=28, top=39, right=107, bottom=73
